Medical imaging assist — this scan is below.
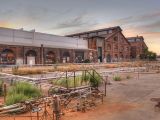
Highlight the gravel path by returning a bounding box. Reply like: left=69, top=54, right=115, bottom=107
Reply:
left=63, top=73, right=160, bottom=120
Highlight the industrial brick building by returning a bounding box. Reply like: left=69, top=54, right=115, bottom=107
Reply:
left=0, top=27, right=90, bottom=65
left=67, top=26, right=131, bottom=62
left=0, top=26, right=148, bottom=65
left=127, top=36, right=148, bottom=59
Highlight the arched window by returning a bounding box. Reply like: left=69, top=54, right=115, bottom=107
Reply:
left=107, top=44, right=111, bottom=51
left=25, top=50, right=37, bottom=65
left=45, top=51, right=56, bottom=64
left=114, top=54, right=118, bottom=62
left=120, top=54, right=124, bottom=60
left=1, top=49, right=15, bottom=65
left=63, top=52, right=70, bottom=63
left=114, top=44, right=118, bottom=51
left=26, top=50, right=37, bottom=57
left=114, top=36, right=118, bottom=42
left=106, top=54, right=111, bottom=62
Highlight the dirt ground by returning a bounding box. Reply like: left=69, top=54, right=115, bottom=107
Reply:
left=62, top=72, right=160, bottom=120
left=1, top=72, right=160, bottom=120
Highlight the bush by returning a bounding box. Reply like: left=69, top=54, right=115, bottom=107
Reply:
left=53, top=70, right=102, bottom=88
left=0, top=80, right=4, bottom=96
left=6, top=93, right=28, bottom=105
left=126, top=75, right=131, bottom=79
left=53, top=76, right=83, bottom=88
left=88, top=71, right=101, bottom=88
left=113, top=75, right=122, bottom=81
left=6, top=82, right=41, bottom=105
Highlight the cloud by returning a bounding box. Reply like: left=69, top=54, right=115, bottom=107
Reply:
left=53, top=14, right=97, bottom=29
left=0, top=21, right=16, bottom=28
left=107, top=11, right=160, bottom=27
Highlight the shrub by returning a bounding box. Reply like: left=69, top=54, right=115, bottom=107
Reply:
left=6, top=82, right=41, bottom=105
left=53, top=70, right=102, bottom=88
left=81, top=71, right=90, bottom=83
left=53, top=76, right=83, bottom=88
left=6, top=93, right=28, bottom=105
left=126, top=75, right=131, bottom=79
left=0, top=80, right=4, bottom=96
left=113, top=75, right=122, bottom=81
left=89, top=71, right=101, bottom=88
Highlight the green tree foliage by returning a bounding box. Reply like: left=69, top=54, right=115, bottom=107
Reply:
left=140, top=48, right=157, bottom=60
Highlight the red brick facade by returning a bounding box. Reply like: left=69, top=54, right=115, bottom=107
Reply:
left=0, top=44, right=88, bottom=65
left=0, top=27, right=148, bottom=65
left=67, top=26, right=131, bottom=62
left=127, top=36, right=148, bottom=59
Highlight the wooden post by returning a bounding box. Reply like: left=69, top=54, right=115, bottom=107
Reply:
left=37, top=109, right=39, bottom=120
left=10, top=78, right=13, bottom=86
left=4, top=84, right=6, bottom=103
left=101, top=94, right=104, bottom=103
left=84, top=70, right=86, bottom=79
left=53, top=96, right=60, bottom=120
left=74, top=71, right=76, bottom=90
left=138, top=67, right=139, bottom=80
left=44, top=102, right=47, bottom=120
left=66, top=71, right=68, bottom=89
left=93, top=70, right=95, bottom=78
left=104, top=77, right=107, bottom=96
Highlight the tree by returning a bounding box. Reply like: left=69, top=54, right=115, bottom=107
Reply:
left=140, top=48, right=157, bottom=61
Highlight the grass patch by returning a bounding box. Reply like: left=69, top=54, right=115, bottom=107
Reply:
left=126, top=75, right=131, bottom=79
left=52, top=76, right=84, bottom=88
left=113, top=75, right=122, bottom=81
left=6, top=82, right=41, bottom=105
left=52, top=70, right=102, bottom=88
left=0, top=80, right=4, bottom=96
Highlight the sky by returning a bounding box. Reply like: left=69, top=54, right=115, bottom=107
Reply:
left=0, top=0, right=160, bottom=54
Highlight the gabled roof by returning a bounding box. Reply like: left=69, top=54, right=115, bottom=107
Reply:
left=105, top=31, right=130, bottom=45
left=127, top=36, right=144, bottom=40
left=66, top=26, right=122, bottom=36
left=127, top=36, right=148, bottom=48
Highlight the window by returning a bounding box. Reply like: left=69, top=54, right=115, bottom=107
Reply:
left=80, top=34, right=88, bottom=38
left=107, top=44, right=111, bottom=50
left=114, top=44, right=118, bottom=51
left=89, top=32, right=97, bottom=37
left=108, top=30, right=112, bottom=34
left=136, top=38, right=141, bottom=42
left=128, top=39, right=135, bottom=42
left=45, top=51, right=56, bottom=64
left=114, top=36, right=118, bottom=41
left=1, top=49, right=15, bottom=65
left=73, top=36, right=79, bottom=38
left=98, top=31, right=107, bottom=35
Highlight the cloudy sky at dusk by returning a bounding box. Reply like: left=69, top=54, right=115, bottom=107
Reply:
left=0, top=0, right=160, bottom=54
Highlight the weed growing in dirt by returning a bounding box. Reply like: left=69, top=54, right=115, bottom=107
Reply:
left=126, top=75, right=131, bottom=79
left=6, top=82, right=41, bottom=105
left=113, top=75, right=122, bottom=81
left=0, top=80, right=4, bottom=96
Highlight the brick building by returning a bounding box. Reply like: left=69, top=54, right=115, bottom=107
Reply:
left=67, top=26, right=131, bottom=62
left=0, top=27, right=148, bottom=65
left=0, top=27, right=90, bottom=65
left=127, top=36, right=148, bottom=59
